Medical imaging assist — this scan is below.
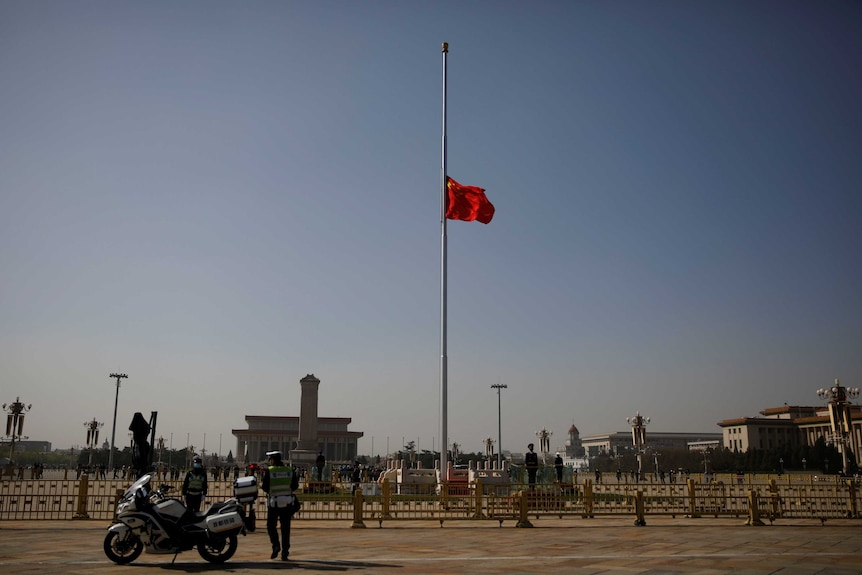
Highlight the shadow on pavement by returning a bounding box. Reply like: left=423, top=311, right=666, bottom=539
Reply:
left=156, top=560, right=402, bottom=572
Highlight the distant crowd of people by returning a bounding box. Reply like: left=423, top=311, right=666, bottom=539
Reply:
left=2, top=462, right=46, bottom=479
left=590, top=467, right=693, bottom=484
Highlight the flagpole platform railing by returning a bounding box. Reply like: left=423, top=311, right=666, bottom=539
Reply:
left=1, top=474, right=859, bottom=524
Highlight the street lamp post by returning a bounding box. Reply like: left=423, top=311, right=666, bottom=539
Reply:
left=626, top=411, right=649, bottom=481
left=483, top=437, right=495, bottom=461
left=84, top=418, right=104, bottom=466
left=491, top=384, right=507, bottom=468
left=3, top=397, right=32, bottom=463
left=108, top=373, right=128, bottom=471
left=816, top=378, right=860, bottom=476
left=156, top=436, right=165, bottom=466
left=779, top=457, right=784, bottom=476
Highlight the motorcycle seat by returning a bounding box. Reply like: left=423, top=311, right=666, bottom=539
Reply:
left=203, top=502, right=229, bottom=516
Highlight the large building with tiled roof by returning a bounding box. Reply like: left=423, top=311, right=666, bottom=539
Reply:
left=580, top=431, right=722, bottom=456
left=717, top=404, right=862, bottom=455
left=231, top=374, right=363, bottom=464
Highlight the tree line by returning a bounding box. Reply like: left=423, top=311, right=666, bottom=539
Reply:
left=593, top=437, right=856, bottom=476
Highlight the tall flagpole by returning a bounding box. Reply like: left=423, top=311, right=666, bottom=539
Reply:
left=439, top=41, right=449, bottom=481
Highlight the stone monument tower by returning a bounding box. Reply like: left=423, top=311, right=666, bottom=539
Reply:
left=290, top=374, right=320, bottom=465
left=298, top=374, right=320, bottom=451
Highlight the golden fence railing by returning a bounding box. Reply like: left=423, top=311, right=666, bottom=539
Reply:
left=1, top=475, right=858, bottom=525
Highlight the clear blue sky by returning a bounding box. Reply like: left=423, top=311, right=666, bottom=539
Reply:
left=2, top=1, right=860, bottom=458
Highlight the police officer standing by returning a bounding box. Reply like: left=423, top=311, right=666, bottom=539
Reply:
left=554, top=452, right=564, bottom=483
left=182, top=455, right=208, bottom=512
left=350, top=461, right=362, bottom=495
left=525, top=443, right=539, bottom=490
left=262, top=451, right=299, bottom=561
left=315, top=451, right=326, bottom=481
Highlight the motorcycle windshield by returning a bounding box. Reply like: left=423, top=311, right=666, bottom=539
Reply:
left=123, top=474, right=152, bottom=498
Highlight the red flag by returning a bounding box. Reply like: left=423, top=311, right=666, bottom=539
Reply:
left=446, top=176, right=495, bottom=224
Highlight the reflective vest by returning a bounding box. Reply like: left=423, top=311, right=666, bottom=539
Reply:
left=186, top=473, right=206, bottom=495
left=268, top=465, right=294, bottom=496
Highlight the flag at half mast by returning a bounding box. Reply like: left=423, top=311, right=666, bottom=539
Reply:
left=445, top=176, right=495, bottom=224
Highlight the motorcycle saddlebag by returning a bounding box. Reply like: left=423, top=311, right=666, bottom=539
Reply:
left=233, top=476, right=258, bottom=503
left=206, top=511, right=244, bottom=533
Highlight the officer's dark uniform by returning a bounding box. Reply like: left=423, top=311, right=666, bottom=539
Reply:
left=554, top=453, right=564, bottom=482
left=315, top=452, right=326, bottom=481
left=182, top=456, right=208, bottom=512
left=262, top=451, right=299, bottom=561
left=525, top=443, right=539, bottom=489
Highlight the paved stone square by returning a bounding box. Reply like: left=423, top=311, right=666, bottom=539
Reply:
left=1, top=517, right=860, bottom=574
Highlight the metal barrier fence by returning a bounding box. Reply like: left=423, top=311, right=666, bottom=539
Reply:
left=0, top=475, right=858, bottom=526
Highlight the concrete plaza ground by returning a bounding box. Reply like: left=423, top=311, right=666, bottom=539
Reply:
left=1, top=517, right=860, bottom=575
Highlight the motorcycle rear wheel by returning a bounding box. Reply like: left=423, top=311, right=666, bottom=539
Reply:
left=197, top=533, right=238, bottom=563
left=104, top=531, right=143, bottom=564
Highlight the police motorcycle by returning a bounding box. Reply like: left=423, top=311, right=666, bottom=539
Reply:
left=104, top=472, right=258, bottom=564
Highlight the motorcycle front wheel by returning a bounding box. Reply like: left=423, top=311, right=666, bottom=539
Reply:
left=103, top=531, right=143, bottom=564
left=197, top=533, right=238, bottom=563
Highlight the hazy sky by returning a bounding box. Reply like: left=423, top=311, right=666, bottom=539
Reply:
left=2, top=1, right=860, bottom=459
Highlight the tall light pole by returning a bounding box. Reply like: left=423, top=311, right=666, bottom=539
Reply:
left=108, top=373, right=128, bottom=471
left=3, top=397, right=32, bottom=463
left=627, top=411, right=650, bottom=481
left=491, top=383, right=507, bottom=468
left=156, top=436, right=165, bottom=466
left=84, top=418, right=104, bottom=466
left=816, top=378, right=860, bottom=476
